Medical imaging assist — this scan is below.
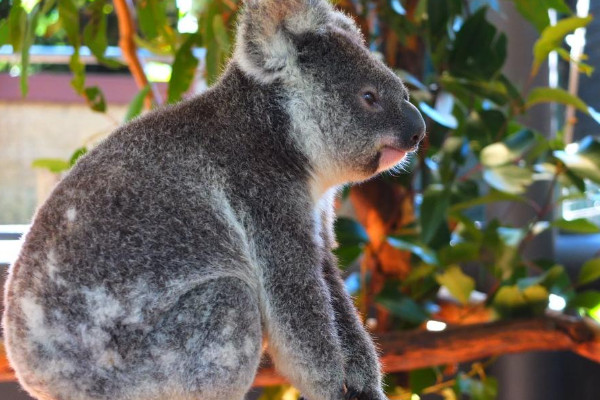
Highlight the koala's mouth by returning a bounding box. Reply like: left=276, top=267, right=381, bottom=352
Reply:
left=377, top=145, right=407, bottom=172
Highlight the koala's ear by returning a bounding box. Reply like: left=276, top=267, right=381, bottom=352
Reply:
left=233, top=0, right=333, bottom=83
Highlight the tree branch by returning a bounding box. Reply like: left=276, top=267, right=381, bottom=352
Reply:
left=1, top=316, right=598, bottom=386
left=113, top=0, right=155, bottom=108
left=252, top=315, right=600, bottom=387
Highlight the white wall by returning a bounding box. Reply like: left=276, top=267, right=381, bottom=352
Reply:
left=0, top=101, right=126, bottom=224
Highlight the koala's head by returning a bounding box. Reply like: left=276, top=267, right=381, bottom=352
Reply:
left=234, top=0, right=426, bottom=196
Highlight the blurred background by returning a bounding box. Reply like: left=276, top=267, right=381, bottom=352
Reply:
left=1, top=0, right=600, bottom=399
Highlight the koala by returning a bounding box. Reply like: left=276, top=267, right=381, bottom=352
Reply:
left=3, top=1, right=425, bottom=399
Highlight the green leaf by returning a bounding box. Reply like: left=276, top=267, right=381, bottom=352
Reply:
left=463, top=109, right=507, bottom=147
left=83, top=0, right=121, bottom=68
left=333, top=217, right=369, bottom=269
left=493, top=284, right=549, bottom=318
left=440, top=74, right=511, bottom=105
left=552, top=218, right=600, bottom=234
left=125, top=85, right=151, bottom=122
left=31, top=158, right=70, bottom=173
left=83, top=86, right=106, bottom=112
left=0, top=19, right=9, bottom=45
left=410, top=368, right=438, bottom=394
left=483, top=165, right=533, bottom=194
left=457, top=375, right=498, bottom=400
left=526, top=87, right=588, bottom=114
left=449, top=8, right=507, bottom=80
left=335, top=217, right=369, bottom=247
left=578, top=258, right=600, bottom=286
left=168, top=34, right=200, bottom=103
left=69, top=52, right=85, bottom=93
left=376, top=296, right=429, bottom=324
left=8, top=0, right=26, bottom=51
left=436, top=265, right=475, bottom=305
left=136, top=0, right=174, bottom=46
left=418, top=101, right=458, bottom=129
left=439, top=242, right=480, bottom=265
left=388, top=237, right=439, bottom=265
left=212, top=14, right=230, bottom=53
left=480, top=129, right=536, bottom=167
left=20, top=3, right=41, bottom=96
left=333, top=245, right=363, bottom=270
left=58, top=0, right=80, bottom=46
left=532, top=16, right=592, bottom=76
left=554, top=136, right=600, bottom=184
left=450, top=189, right=525, bottom=212
left=420, top=186, right=450, bottom=245
left=569, top=290, right=600, bottom=309
left=510, top=0, right=571, bottom=32
left=69, top=147, right=87, bottom=166
left=59, top=0, right=84, bottom=93
left=517, top=264, right=566, bottom=290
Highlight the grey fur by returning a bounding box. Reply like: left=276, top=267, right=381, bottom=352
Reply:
left=3, top=1, right=425, bottom=399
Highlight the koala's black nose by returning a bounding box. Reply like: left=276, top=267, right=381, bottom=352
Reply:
left=402, top=100, right=426, bottom=148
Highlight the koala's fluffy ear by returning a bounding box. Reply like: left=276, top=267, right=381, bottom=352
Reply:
left=234, top=0, right=336, bottom=83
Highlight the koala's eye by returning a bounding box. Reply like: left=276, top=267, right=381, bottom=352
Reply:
left=360, top=90, right=380, bottom=110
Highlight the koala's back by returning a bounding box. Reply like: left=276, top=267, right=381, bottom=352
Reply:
left=3, top=67, right=300, bottom=400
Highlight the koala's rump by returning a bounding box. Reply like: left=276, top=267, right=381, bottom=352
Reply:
left=3, top=127, right=260, bottom=398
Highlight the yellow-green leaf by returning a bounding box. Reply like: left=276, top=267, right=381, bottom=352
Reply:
left=526, top=87, right=588, bottom=113
left=532, top=16, right=592, bottom=76
left=436, top=265, right=475, bottom=305
left=32, top=158, right=70, bottom=173
left=578, top=258, right=600, bottom=286
left=553, top=218, right=600, bottom=234
left=125, top=85, right=151, bottom=122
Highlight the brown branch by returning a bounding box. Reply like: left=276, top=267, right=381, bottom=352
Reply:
left=251, top=315, right=600, bottom=387
left=113, top=0, right=155, bottom=108
left=377, top=315, right=600, bottom=372
left=2, top=316, right=599, bottom=386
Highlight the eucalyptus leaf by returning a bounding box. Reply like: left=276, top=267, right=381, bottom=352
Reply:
left=569, top=290, right=600, bottom=309
left=168, top=34, right=200, bottom=103
left=554, top=136, right=600, bottom=184
left=83, top=86, right=107, bottom=112
left=69, top=147, right=87, bottom=166
left=483, top=165, right=533, bottom=194
left=493, top=284, right=549, bottom=318
left=8, top=0, right=26, bottom=51
left=436, top=265, right=475, bottom=305
left=552, top=218, right=600, bottom=234
left=419, top=101, right=458, bottom=129
left=526, top=87, right=588, bottom=114
left=388, top=237, right=438, bottom=265
left=20, top=3, right=41, bottom=96
left=410, top=368, right=437, bottom=394
left=420, top=186, right=450, bottom=245
left=0, top=19, right=9, bottom=46
left=532, top=16, right=592, bottom=76
left=449, top=8, right=507, bottom=80
left=480, top=129, right=536, bottom=167
left=376, top=296, right=429, bottom=324
left=32, top=158, right=70, bottom=173
left=125, top=85, right=151, bottom=122
left=510, top=0, right=571, bottom=32
left=577, top=258, right=600, bottom=286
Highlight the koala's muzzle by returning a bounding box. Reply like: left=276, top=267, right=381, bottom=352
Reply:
left=401, top=100, right=426, bottom=149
